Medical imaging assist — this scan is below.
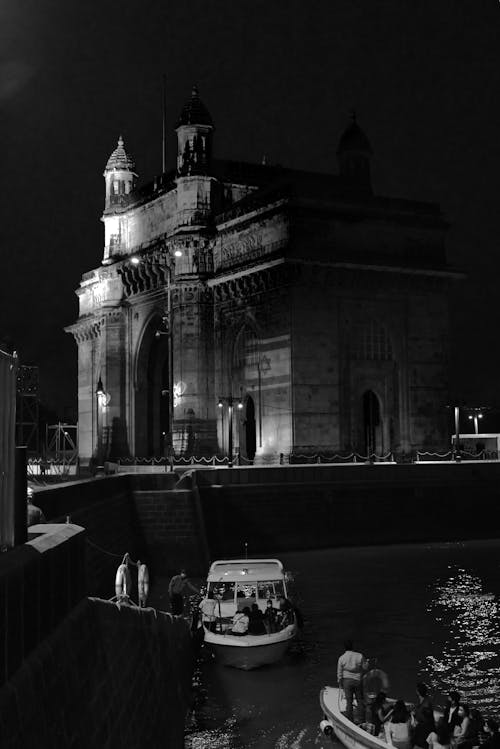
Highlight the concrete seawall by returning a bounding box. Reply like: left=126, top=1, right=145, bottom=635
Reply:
left=0, top=597, right=193, bottom=748
left=193, top=462, right=500, bottom=557
left=34, top=474, right=208, bottom=592
left=32, top=463, right=500, bottom=574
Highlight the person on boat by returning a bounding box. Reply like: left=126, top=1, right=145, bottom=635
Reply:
left=443, top=692, right=462, bottom=732
left=199, top=592, right=217, bottom=632
left=263, top=599, right=277, bottom=633
left=363, top=658, right=390, bottom=700
left=453, top=705, right=477, bottom=749
left=369, top=691, right=393, bottom=737
left=482, top=719, right=500, bottom=749
left=337, top=639, right=368, bottom=723
left=276, top=596, right=294, bottom=629
left=412, top=682, right=436, bottom=749
left=231, top=606, right=250, bottom=635
left=388, top=699, right=412, bottom=749
left=468, top=710, right=483, bottom=747
left=427, top=718, right=452, bottom=749
left=248, top=603, right=266, bottom=635
left=27, top=488, right=47, bottom=526
left=168, top=569, right=199, bottom=616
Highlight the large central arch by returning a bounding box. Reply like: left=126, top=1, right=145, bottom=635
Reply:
left=134, top=316, right=170, bottom=457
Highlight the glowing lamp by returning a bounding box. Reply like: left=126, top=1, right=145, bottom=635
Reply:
left=174, top=249, right=183, bottom=257
left=238, top=400, right=243, bottom=410
left=130, top=256, right=140, bottom=265
left=218, top=399, right=223, bottom=408
left=95, top=377, right=105, bottom=397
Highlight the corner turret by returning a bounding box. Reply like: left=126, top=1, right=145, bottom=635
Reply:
left=103, top=135, right=137, bottom=212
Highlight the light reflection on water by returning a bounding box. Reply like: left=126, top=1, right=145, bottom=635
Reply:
left=185, top=541, right=500, bottom=748
left=422, top=566, right=500, bottom=712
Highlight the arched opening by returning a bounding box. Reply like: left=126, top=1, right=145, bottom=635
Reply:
left=135, top=317, right=170, bottom=457
left=241, top=395, right=256, bottom=462
left=363, top=390, right=382, bottom=457
left=231, top=325, right=259, bottom=459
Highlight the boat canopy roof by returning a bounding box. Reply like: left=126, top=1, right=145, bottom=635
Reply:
left=207, top=559, right=285, bottom=583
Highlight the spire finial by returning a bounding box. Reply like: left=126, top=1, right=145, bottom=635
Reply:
left=191, top=85, right=199, bottom=98
left=118, top=134, right=124, bottom=147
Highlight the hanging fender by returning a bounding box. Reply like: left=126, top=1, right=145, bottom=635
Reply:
left=115, top=563, right=132, bottom=598
left=138, top=563, right=150, bottom=607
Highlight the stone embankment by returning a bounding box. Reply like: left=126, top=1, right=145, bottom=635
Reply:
left=0, top=517, right=194, bottom=748
left=0, top=596, right=193, bottom=748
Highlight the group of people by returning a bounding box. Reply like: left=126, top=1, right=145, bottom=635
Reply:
left=337, top=640, right=500, bottom=749
left=229, top=596, right=294, bottom=635
left=199, top=592, right=294, bottom=635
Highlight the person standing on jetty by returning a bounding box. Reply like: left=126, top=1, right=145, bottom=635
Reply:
left=337, top=639, right=367, bottom=723
left=168, top=569, right=199, bottom=615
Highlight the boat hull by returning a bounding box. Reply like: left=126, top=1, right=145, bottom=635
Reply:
left=320, top=687, right=440, bottom=748
left=320, top=687, right=388, bottom=749
left=204, top=625, right=297, bottom=670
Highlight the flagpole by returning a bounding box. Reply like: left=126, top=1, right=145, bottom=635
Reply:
left=162, top=73, right=167, bottom=173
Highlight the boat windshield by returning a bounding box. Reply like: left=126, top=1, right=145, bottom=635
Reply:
left=208, top=582, right=235, bottom=600
left=257, top=580, right=285, bottom=601
left=207, top=579, right=287, bottom=604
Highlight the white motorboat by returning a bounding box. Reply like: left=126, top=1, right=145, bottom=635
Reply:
left=201, top=558, right=299, bottom=669
left=319, top=687, right=442, bottom=747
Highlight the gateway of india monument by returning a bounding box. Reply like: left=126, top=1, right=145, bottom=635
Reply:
left=66, top=86, right=456, bottom=466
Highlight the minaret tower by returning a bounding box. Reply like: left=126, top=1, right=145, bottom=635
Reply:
left=175, top=86, right=214, bottom=176
left=103, top=135, right=137, bottom=211
left=102, top=135, right=137, bottom=264
left=337, top=112, right=373, bottom=194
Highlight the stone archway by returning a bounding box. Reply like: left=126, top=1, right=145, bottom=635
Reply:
left=239, top=395, right=257, bottom=462
left=135, top=317, right=170, bottom=457
left=231, top=324, right=259, bottom=458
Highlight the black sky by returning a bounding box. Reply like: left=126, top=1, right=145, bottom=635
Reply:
left=2, top=0, right=499, bottom=427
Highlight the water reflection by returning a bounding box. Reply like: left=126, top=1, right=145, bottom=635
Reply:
left=422, top=566, right=500, bottom=713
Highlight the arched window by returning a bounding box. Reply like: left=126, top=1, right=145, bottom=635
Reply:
left=233, top=325, right=259, bottom=374
left=351, top=321, right=392, bottom=361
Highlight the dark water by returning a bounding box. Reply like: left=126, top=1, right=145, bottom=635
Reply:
left=185, top=540, right=500, bottom=749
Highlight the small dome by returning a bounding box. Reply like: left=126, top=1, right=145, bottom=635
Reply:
left=176, top=86, right=214, bottom=128
left=337, top=116, right=372, bottom=155
left=105, top=135, right=136, bottom=172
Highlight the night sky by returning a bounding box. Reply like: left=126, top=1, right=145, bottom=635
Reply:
left=2, top=1, right=499, bottom=430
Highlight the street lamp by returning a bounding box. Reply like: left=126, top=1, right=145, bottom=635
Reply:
left=468, top=410, right=483, bottom=435
left=95, top=375, right=106, bottom=463
left=130, top=250, right=182, bottom=462
left=218, top=396, right=243, bottom=467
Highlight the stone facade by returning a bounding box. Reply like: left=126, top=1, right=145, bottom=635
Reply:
left=66, top=88, right=457, bottom=464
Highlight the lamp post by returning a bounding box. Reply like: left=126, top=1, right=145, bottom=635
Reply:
left=218, top=396, right=243, bottom=467
left=131, top=249, right=182, bottom=463
left=95, top=375, right=106, bottom=463
left=467, top=410, right=483, bottom=435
